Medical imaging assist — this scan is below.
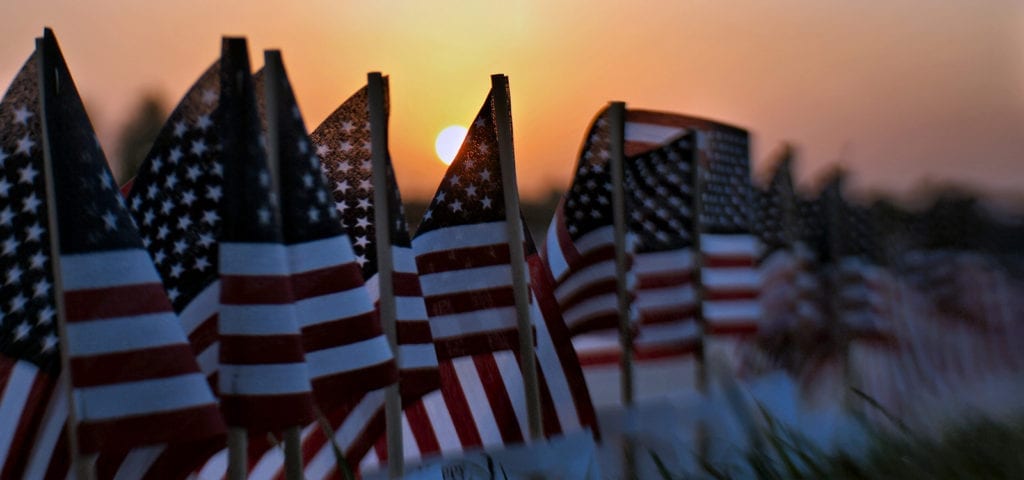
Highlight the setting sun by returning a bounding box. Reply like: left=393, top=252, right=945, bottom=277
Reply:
left=434, top=125, right=468, bottom=166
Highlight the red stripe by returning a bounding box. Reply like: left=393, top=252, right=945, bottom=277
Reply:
left=636, top=341, right=701, bottom=360
left=556, top=278, right=617, bottom=313
left=219, top=334, right=307, bottom=364
left=77, top=404, right=224, bottom=453
left=527, top=255, right=598, bottom=434
left=290, top=262, right=365, bottom=300
left=395, top=320, right=433, bottom=345
left=393, top=272, right=423, bottom=297
left=567, top=312, right=619, bottom=336
left=703, top=256, right=756, bottom=268
left=638, top=306, right=697, bottom=325
left=220, top=393, right=314, bottom=431
left=416, top=244, right=511, bottom=275
left=220, top=275, right=294, bottom=304
left=434, top=328, right=522, bottom=360
left=141, top=438, right=225, bottom=480
left=424, top=286, right=515, bottom=317
left=63, top=283, right=172, bottom=321
left=438, top=362, right=483, bottom=448
left=637, top=271, right=692, bottom=289
left=553, top=205, right=584, bottom=270
left=704, top=289, right=759, bottom=301
left=311, top=360, right=397, bottom=409
left=472, top=355, right=524, bottom=444
left=301, top=311, right=383, bottom=352
left=525, top=353, right=562, bottom=437
left=400, top=368, right=441, bottom=402
left=43, top=430, right=69, bottom=480
left=704, top=323, right=759, bottom=336
left=70, top=344, right=202, bottom=387
left=405, top=401, right=441, bottom=456
left=341, top=402, right=386, bottom=474
left=187, top=314, right=218, bottom=355
left=0, top=362, right=55, bottom=480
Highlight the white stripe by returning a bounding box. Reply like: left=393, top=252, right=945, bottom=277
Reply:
left=395, top=296, right=428, bottom=321
left=0, top=361, right=37, bottom=469
left=358, top=449, right=380, bottom=476
left=703, top=267, right=761, bottom=291
left=700, top=234, right=759, bottom=256
left=419, top=264, right=513, bottom=296
left=393, top=246, right=418, bottom=274
left=305, top=390, right=385, bottom=479
left=421, top=390, right=462, bottom=455
left=572, top=225, right=614, bottom=256
left=413, top=221, right=508, bottom=255
left=561, top=294, right=618, bottom=328
left=554, top=258, right=615, bottom=301
left=493, top=351, right=530, bottom=437
left=218, top=363, right=311, bottom=395
left=219, top=304, right=304, bottom=335
left=635, top=284, right=696, bottom=311
left=23, top=377, right=67, bottom=480
left=76, top=373, right=216, bottom=421
left=400, top=413, right=420, bottom=461
left=295, top=288, right=375, bottom=329
left=287, top=235, right=355, bottom=274
left=219, top=242, right=289, bottom=275
left=572, top=330, right=620, bottom=352
left=398, top=344, right=439, bottom=370
left=625, top=122, right=687, bottom=145
left=545, top=217, right=569, bottom=280
left=196, top=448, right=228, bottom=480
left=66, top=312, right=186, bottom=356
left=635, top=249, right=694, bottom=274
left=195, top=343, right=218, bottom=378
left=452, top=357, right=503, bottom=448
left=113, top=445, right=164, bottom=480
left=704, top=300, right=762, bottom=324
left=531, top=298, right=579, bottom=432
left=60, top=249, right=160, bottom=290
left=306, top=336, right=394, bottom=378
left=249, top=442, right=283, bottom=480
left=429, top=306, right=517, bottom=340
left=180, top=281, right=219, bottom=335
left=635, top=322, right=702, bottom=347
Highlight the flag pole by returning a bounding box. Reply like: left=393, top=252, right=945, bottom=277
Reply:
left=35, top=34, right=97, bottom=480
left=491, top=74, right=543, bottom=439
left=690, top=131, right=712, bottom=466
left=606, top=101, right=638, bottom=477
left=367, top=71, right=405, bottom=478
left=262, top=50, right=304, bottom=480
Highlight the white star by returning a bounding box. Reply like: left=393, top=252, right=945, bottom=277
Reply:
left=361, top=140, right=372, bottom=152
left=341, top=122, right=354, bottom=133
left=316, top=144, right=331, bottom=157
left=15, top=134, right=34, bottom=155
left=316, top=189, right=328, bottom=204
left=197, top=233, right=214, bottom=247
left=18, top=164, right=38, bottom=184
left=196, top=113, right=213, bottom=130
left=202, top=210, right=219, bottom=224
left=355, top=216, right=371, bottom=229
left=177, top=216, right=192, bottom=230
left=302, top=173, right=314, bottom=188
left=37, top=306, right=54, bottom=325
left=13, top=322, right=30, bottom=341
left=142, top=209, right=155, bottom=225
left=40, top=333, right=58, bottom=352
left=259, top=171, right=270, bottom=187
left=29, top=251, right=46, bottom=270
left=0, top=208, right=12, bottom=226
left=157, top=225, right=169, bottom=239
left=465, top=184, right=477, bottom=198
left=336, top=161, right=352, bottom=174
left=185, top=165, right=202, bottom=181
left=355, top=254, right=367, bottom=266
left=13, top=105, right=34, bottom=125
left=354, top=236, right=369, bottom=248
left=449, top=199, right=462, bottom=212
left=435, top=191, right=446, bottom=203
left=358, top=179, right=371, bottom=191
left=194, top=256, right=210, bottom=271
left=170, top=263, right=184, bottom=278
left=474, top=117, right=486, bottom=128
left=181, top=190, right=197, bottom=206
left=33, top=279, right=50, bottom=298
left=335, top=200, right=349, bottom=213
left=6, top=265, right=22, bottom=284
left=449, top=174, right=460, bottom=185
left=211, top=162, right=223, bottom=177
left=0, top=149, right=7, bottom=166
left=481, top=196, right=492, bottom=209
left=164, top=173, right=179, bottom=190
left=151, top=157, right=164, bottom=173
left=334, top=180, right=350, bottom=194
left=307, top=206, right=321, bottom=222
left=339, top=141, right=352, bottom=152
left=297, top=139, right=308, bottom=154
left=477, top=143, right=490, bottom=154
left=161, top=199, right=174, bottom=214
left=154, top=250, right=166, bottom=264
left=9, top=293, right=26, bottom=312
left=206, top=185, right=223, bottom=201
left=173, top=121, right=187, bottom=137
left=201, top=89, right=217, bottom=105
left=258, top=208, right=271, bottom=225
left=357, top=198, right=371, bottom=210
left=191, top=139, right=208, bottom=156
left=22, top=193, right=41, bottom=213
left=479, top=170, right=491, bottom=182
left=24, top=223, right=43, bottom=242
left=167, top=288, right=179, bottom=301
left=422, top=209, right=433, bottom=221
left=360, top=159, right=371, bottom=171
left=174, top=239, right=188, bottom=254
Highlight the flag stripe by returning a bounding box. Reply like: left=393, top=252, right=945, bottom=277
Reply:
left=63, top=283, right=174, bottom=321
left=69, top=344, right=200, bottom=387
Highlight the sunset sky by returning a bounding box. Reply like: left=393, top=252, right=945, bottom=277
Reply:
left=2, top=0, right=1022, bottom=203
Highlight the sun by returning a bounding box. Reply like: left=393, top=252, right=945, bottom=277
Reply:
left=434, top=125, right=468, bottom=166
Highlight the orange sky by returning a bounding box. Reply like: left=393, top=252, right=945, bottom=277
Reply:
left=2, top=0, right=1022, bottom=202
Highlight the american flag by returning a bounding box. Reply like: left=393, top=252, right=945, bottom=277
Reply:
left=216, top=38, right=315, bottom=430
left=755, top=152, right=802, bottom=329
left=355, top=90, right=596, bottom=473
left=236, top=66, right=404, bottom=479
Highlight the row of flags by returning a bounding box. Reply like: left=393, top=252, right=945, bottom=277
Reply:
left=3, top=27, right=1018, bottom=479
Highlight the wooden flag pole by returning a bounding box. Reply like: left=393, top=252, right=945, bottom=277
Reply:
left=607, top=101, right=638, bottom=478
left=491, top=74, right=544, bottom=440
left=227, top=428, right=247, bottom=480
left=690, top=131, right=711, bottom=467
left=607, top=102, right=634, bottom=408
left=36, top=34, right=97, bottom=480
left=262, top=50, right=304, bottom=480
left=368, top=72, right=405, bottom=478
